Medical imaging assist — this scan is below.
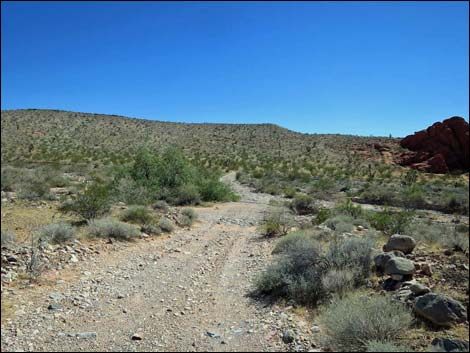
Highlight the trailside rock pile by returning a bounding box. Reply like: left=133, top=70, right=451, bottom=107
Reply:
left=374, top=234, right=468, bottom=328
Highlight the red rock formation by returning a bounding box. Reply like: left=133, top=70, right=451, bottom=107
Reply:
left=399, top=117, right=469, bottom=173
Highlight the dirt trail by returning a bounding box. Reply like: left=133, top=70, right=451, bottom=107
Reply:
left=1, top=173, right=316, bottom=352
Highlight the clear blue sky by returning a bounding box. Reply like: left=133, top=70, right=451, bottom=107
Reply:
left=2, top=1, right=468, bottom=137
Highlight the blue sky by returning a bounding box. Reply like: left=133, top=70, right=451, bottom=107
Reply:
left=1, top=1, right=468, bottom=137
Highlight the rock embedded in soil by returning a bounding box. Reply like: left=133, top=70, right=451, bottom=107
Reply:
left=414, top=293, right=467, bottom=327
left=430, top=337, right=469, bottom=352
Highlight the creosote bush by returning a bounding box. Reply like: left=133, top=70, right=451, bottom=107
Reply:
left=319, top=294, right=412, bottom=352
left=259, top=209, right=293, bottom=237
left=59, top=182, right=111, bottom=221
left=120, top=205, right=153, bottom=224
left=88, top=218, right=140, bottom=240
left=366, top=340, right=412, bottom=352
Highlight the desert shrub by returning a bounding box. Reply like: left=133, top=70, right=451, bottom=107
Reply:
left=405, top=220, right=448, bottom=244
left=283, top=187, right=297, bottom=198
left=326, top=237, right=374, bottom=285
left=272, top=230, right=317, bottom=254
left=1, top=166, right=21, bottom=191
left=88, top=218, right=140, bottom=240
left=309, top=177, right=338, bottom=199
left=259, top=209, right=293, bottom=237
left=178, top=208, right=197, bottom=226
left=112, top=177, right=151, bottom=205
left=290, top=194, right=315, bottom=215
left=325, top=215, right=355, bottom=234
left=17, top=175, right=50, bottom=200
left=168, top=183, right=201, bottom=205
left=159, top=218, right=174, bottom=233
left=367, top=209, right=414, bottom=235
left=256, top=238, right=326, bottom=304
left=334, top=199, right=363, bottom=219
left=39, top=223, right=76, bottom=244
left=366, top=340, right=411, bottom=352
left=59, top=182, right=111, bottom=221
left=120, top=205, right=153, bottom=224
left=444, top=229, right=470, bottom=253
left=1, top=230, right=16, bottom=245
left=360, top=184, right=396, bottom=205
left=197, top=175, right=238, bottom=202
left=140, top=223, right=162, bottom=235
left=114, top=146, right=237, bottom=206
left=321, top=269, right=356, bottom=298
left=153, top=200, right=169, bottom=212
left=315, top=207, right=331, bottom=225
left=319, top=294, right=412, bottom=351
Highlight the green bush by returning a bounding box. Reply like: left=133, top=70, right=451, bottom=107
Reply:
left=335, top=199, right=363, bottom=219
left=88, top=218, right=140, bottom=240
left=315, top=207, right=331, bottom=225
left=259, top=209, right=293, bottom=237
left=59, top=182, right=111, bottom=221
left=112, top=177, right=151, bottom=205
left=120, top=205, right=153, bottom=224
left=159, top=218, right=174, bottom=233
left=367, top=209, right=414, bottom=235
left=319, top=294, right=412, bottom=351
left=39, top=223, right=76, bottom=244
left=169, top=183, right=201, bottom=205
left=290, top=194, right=315, bottom=215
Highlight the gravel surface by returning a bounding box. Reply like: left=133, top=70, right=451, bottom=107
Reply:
left=1, top=173, right=320, bottom=352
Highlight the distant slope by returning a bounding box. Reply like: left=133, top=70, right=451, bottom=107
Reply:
left=1, top=109, right=399, bottom=167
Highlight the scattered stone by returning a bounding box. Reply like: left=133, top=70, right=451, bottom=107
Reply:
left=282, top=330, right=295, bottom=344
left=76, top=332, right=97, bottom=339
left=430, top=337, right=469, bottom=352
left=131, top=333, right=143, bottom=341
left=414, top=293, right=467, bottom=327
left=48, top=303, right=61, bottom=311
left=206, top=331, right=220, bottom=338
left=383, top=235, right=416, bottom=254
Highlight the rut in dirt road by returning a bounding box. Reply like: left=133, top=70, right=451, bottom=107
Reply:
left=1, top=173, right=317, bottom=352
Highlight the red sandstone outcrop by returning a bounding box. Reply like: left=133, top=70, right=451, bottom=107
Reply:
left=399, top=117, right=469, bottom=173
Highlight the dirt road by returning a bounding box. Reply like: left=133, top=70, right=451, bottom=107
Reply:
left=1, top=173, right=316, bottom=352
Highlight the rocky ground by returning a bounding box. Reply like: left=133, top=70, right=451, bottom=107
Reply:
left=1, top=173, right=320, bottom=352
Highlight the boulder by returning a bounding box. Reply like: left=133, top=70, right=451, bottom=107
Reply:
left=399, top=116, right=470, bottom=173
left=383, top=235, right=416, bottom=254
left=430, top=337, right=469, bottom=352
left=414, top=293, right=467, bottom=327
left=374, top=251, right=405, bottom=272
left=384, top=257, right=415, bottom=276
